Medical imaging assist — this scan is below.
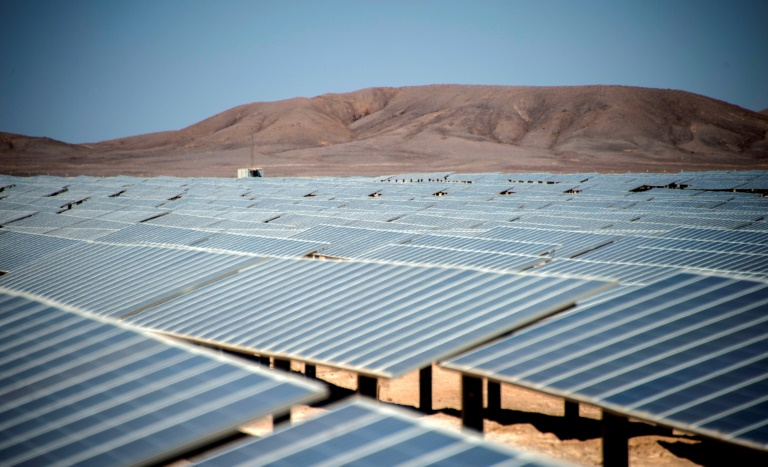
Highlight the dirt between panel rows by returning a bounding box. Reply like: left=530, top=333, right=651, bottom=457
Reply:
left=236, top=363, right=730, bottom=466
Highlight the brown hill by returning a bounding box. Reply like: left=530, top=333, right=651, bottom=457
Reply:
left=3, top=85, right=768, bottom=177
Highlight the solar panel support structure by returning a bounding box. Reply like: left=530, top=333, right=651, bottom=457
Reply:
left=273, top=357, right=291, bottom=372
left=305, top=363, right=317, bottom=379
left=487, top=380, right=501, bottom=416
left=273, top=411, right=291, bottom=427
left=565, top=400, right=579, bottom=420
left=258, top=355, right=271, bottom=366
left=462, top=374, right=484, bottom=432
left=358, top=374, right=378, bottom=399
left=602, top=411, right=629, bottom=467
left=269, top=359, right=293, bottom=425
left=419, top=366, right=433, bottom=413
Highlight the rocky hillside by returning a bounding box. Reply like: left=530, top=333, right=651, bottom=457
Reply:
left=3, top=85, right=768, bottom=177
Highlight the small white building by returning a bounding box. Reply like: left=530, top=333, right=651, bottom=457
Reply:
left=237, top=168, right=264, bottom=178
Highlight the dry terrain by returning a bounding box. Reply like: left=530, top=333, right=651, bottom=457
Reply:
left=2, top=85, right=768, bottom=177
left=238, top=364, right=764, bottom=466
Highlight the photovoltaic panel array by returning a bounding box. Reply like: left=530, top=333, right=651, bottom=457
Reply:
left=354, top=244, right=547, bottom=273
left=442, top=273, right=768, bottom=451
left=96, top=223, right=327, bottom=257
left=0, top=242, right=264, bottom=318
left=2, top=171, right=768, bottom=460
left=194, top=397, right=565, bottom=466
left=127, top=258, right=611, bottom=378
left=576, top=239, right=768, bottom=278
left=477, top=226, right=620, bottom=259
left=405, top=233, right=558, bottom=256
left=0, top=230, right=82, bottom=272
left=525, top=258, right=682, bottom=285
left=98, top=223, right=214, bottom=247
left=290, top=224, right=416, bottom=258
left=0, top=290, right=325, bottom=466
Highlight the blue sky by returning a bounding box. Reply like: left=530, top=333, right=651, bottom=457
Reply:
left=1, top=0, right=766, bottom=144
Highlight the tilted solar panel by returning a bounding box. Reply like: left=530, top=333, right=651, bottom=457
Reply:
left=478, top=226, right=619, bottom=259
left=0, top=231, right=82, bottom=272
left=405, top=233, right=557, bottom=256
left=0, top=290, right=325, bottom=466
left=194, top=397, right=565, bottom=466
left=524, top=258, right=682, bottom=285
left=354, top=244, right=547, bottom=273
left=192, top=233, right=327, bottom=258
left=127, top=258, right=611, bottom=378
left=0, top=242, right=264, bottom=317
left=97, top=223, right=214, bottom=247
left=442, top=273, right=768, bottom=451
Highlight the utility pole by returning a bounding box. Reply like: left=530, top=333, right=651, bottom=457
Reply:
left=250, top=130, right=255, bottom=168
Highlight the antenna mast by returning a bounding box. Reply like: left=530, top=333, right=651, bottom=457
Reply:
left=250, top=130, right=255, bottom=168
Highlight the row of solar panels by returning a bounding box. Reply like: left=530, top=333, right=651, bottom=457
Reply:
left=0, top=290, right=558, bottom=466
left=1, top=171, right=767, bottom=462
left=2, top=171, right=767, bottom=203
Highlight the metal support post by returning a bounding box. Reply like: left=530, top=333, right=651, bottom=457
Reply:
left=273, top=411, right=290, bottom=426
left=273, top=358, right=291, bottom=372
left=564, top=400, right=579, bottom=420
left=358, top=375, right=378, bottom=399
left=419, top=366, right=433, bottom=413
left=461, top=374, right=484, bottom=433
left=602, top=410, right=629, bottom=467
left=486, top=380, right=501, bottom=416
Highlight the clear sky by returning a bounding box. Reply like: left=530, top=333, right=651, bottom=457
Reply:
left=1, top=0, right=767, bottom=144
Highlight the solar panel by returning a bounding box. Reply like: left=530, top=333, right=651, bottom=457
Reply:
left=0, top=231, right=82, bottom=272
left=525, top=258, right=682, bottom=285
left=442, top=273, right=768, bottom=451
left=355, top=244, right=547, bottom=273
left=143, top=212, right=223, bottom=229
left=291, top=225, right=416, bottom=258
left=609, top=236, right=768, bottom=256
left=194, top=397, right=564, bottom=466
left=127, top=258, right=611, bottom=378
left=39, top=227, right=119, bottom=241
left=512, top=214, right=615, bottom=231
left=576, top=240, right=768, bottom=277
left=391, top=213, right=489, bottom=229
left=661, top=227, right=768, bottom=245
left=0, top=290, right=325, bottom=466
left=97, top=223, right=214, bottom=247
left=631, top=214, right=753, bottom=230
left=192, top=233, right=327, bottom=258
left=3, top=211, right=84, bottom=228
left=0, top=242, right=264, bottom=318
left=0, top=209, right=36, bottom=225
left=405, top=233, right=557, bottom=256
left=478, top=226, right=619, bottom=258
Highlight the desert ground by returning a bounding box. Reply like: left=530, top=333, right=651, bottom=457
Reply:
left=230, top=363, right=765, bottom=466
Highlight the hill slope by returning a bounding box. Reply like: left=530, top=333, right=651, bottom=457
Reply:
left=3, top=85, right=768, bottom=177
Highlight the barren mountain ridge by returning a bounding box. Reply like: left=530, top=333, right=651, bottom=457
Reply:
left=2, top=85, right=767, bottom=177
